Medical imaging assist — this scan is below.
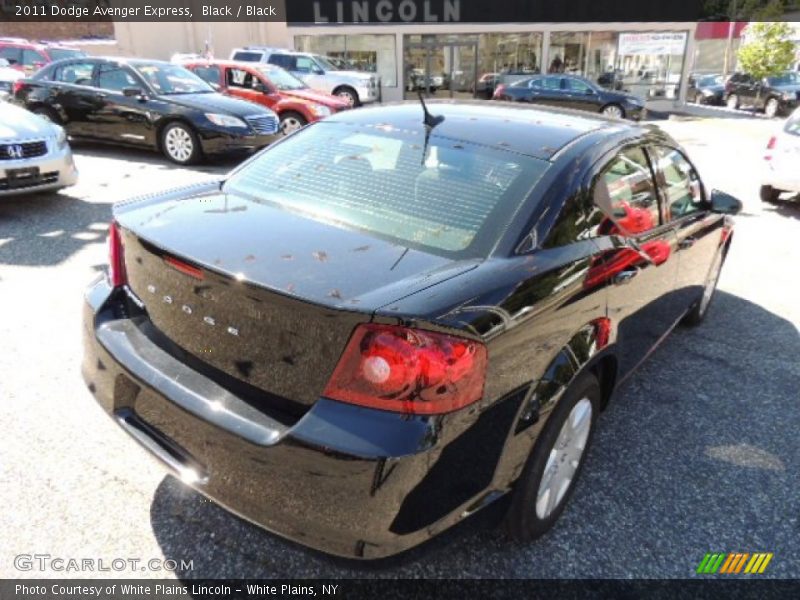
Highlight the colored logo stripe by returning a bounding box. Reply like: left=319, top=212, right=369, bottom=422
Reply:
left=697, top=552, right=773, bottom=574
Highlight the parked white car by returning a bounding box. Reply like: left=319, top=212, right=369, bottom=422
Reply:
left=229, top=47, right=380, bottom=106
left=0, top=58, right=23, bottom=100
left=761, top=107, right=800, bottom=202
left=0, top=102, right=77, bottom=196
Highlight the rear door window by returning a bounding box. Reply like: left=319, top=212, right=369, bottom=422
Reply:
left=96, top=64, right=139, bottom=92
left=21, top=49, right=46, bottom=67
left=53, top=61, right=96, bottom=86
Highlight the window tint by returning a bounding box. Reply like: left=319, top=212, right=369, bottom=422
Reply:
left=0, top=47, right=21, bottom=65
left=191, top=65, right=221, bottom=85
left=232, top=51, right=263, bottom=62
left=268, top=54, right=293, bottom=70
left=97, top=65, right=138, bottom=92
left=653, top=146, right=704, bottom=220
left=593, top=147, right=660, bottom=236
left=21, top=49, right=46, bottom=67
left=527, top=77, right=543, bottom=88
left=295, top=56, right=316, bottom=73
left=566, top=78, right=592, bottom=93
left=53, top=61, right=95, bottom=85
left=224, top=122, right=550, bottom=256
left=227, top=67, right=262, bottom=90
left=542, top=76, right=563, bottom=90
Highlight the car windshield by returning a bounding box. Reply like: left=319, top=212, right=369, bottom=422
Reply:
left=313, top=55, right=339, bottom=71
left=133, top=63, right=213, bottom=94
left=768, top=72, right=799, bottom=86
left=699, top=75, right=722, bottom=86
left=223, top=122, right=549, bottom=256
left=257, top=66, right=307, bottom=90
left=47, top=48, right=86, bottom=61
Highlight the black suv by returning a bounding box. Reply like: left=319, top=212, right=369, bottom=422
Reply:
left=725, top=71, right=800, bottom=118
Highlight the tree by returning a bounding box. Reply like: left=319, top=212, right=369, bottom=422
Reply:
left=736, top=21, right=796, bottom=80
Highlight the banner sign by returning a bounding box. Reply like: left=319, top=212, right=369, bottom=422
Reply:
left=618, top=32, right=688, bottom=55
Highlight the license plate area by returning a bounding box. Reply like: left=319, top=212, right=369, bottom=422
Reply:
left=7, top=166, right=40, bottom=188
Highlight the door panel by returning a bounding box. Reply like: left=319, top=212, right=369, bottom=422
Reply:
left=90, top=64, right=151, bottom=145
left=590, top=146, right=680, bottom=377
left=224, top=66, right=271, bottom=108
left=48, top=61, right=100, bottom=137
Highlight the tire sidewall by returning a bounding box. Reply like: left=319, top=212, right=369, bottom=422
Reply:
left=335, top=87, right=358, bottom=107
left=765, top=98, right=779, bottom=118
left=161, top=122, right=200, bottom=165
left=505, top=371, right=601, bottom=541
left=279, top=111, right=308, bottom=135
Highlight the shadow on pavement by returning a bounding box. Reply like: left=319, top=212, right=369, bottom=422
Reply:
left=149, top=290, right=800, bottom=578
left=0, top=191, right=113, bottom=267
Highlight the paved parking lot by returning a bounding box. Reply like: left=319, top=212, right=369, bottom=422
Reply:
left=0, top=116, right=798, bottom=579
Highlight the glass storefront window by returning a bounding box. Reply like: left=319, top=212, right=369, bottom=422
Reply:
left=548, top=32, right=587, bottom=75
left=295, top=34, right=397, bottom=86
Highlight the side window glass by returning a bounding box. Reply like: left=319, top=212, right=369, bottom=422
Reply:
left=295, top=57, right=314, bottom=73
left=567, top=78, right=591, bottom=93
left=97, top=65, right=138, bottom=92
left=542, top=76, right=561, bottom=90
left=593, top=147, right=660, bottom=237
left=192, top=66, right=220, bottom=85
left=227, top=68, right=253, bottom=89
left=653, top=146, right=704, bottom=220
left=0, top=47, right=22, bottom=65
left=53, top=61, right=95, bottom=85
left=528, top=78, right=542, bottom=88
left=21, top=49, right=45, bottom=67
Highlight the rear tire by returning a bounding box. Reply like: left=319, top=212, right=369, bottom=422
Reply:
left=333, top=86, right=359, bottom=107
left=764, top=97, right=781, bottom=118
left=726, top=94, right=740, bottom=110
left=504, top=371, right=600, bottom=542
left=760, top=184, right=781, bottom=203
left=279, top=111, right=307, bottom=135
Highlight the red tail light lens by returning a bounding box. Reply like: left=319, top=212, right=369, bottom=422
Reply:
left=323, top=324, right=487, bottom=415
left=11, top=80, right=23, bottom=96
left=766, top=136, right=777, bottom=150
left=108, top=221, right=127, bottom=288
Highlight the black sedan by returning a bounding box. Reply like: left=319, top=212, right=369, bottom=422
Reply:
left=13, top=57, right=281, bottom=164
left=82, top=101, right=740, bottom=559
left=493, top=74, right=646, bottom=120
left=687, top=73, right=725, bottom=105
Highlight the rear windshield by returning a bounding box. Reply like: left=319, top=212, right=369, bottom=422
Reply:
left=232, top=51, right=263, bottom=62
left=224, top=122, right=549, bottom=257
left=785, top=111, right=800, bottom=136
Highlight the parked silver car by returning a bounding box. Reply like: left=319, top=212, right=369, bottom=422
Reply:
left=0, top=102, right=77, bottom=196
left=229, top=47, right=380, bottom=106
left=0, top=58, right=23, bottom=99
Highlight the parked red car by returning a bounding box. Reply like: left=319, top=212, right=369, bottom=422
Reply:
left=183, top=59, right=350, bottom=134
left=0, top=39, right=86, bottom=75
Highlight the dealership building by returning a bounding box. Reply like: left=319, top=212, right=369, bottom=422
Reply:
left=110, top=2, right=733, bottom=104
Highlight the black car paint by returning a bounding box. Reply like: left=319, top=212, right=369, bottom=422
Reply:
left=13, top=58, right=281, bottom=157
left=495, top=75, right=645, bottom=120
left=82, top=101, right=734, bottom=559
left=725, top=72, right=800, bottom=114
left=687, top=74, right=725, bottom=105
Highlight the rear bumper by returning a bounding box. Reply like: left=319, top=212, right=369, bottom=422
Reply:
left=81, top=277, right=512, bottom=559
left=0, top=143, right=78, bottom=196
left=763, top=162, right=800, bottom=193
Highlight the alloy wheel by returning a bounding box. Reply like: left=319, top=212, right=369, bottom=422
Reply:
left=765, top=98, right=779, bottom=119
left=535, top=398, right=593, bottom=520
left=602, top=105, right=623, bottom=119
left=336, top=89, right=357, bottom=106
left=165, top=126, right=194, bottom=163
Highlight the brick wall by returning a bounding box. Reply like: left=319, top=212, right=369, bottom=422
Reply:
left=0, top=21, right=113, bottom=41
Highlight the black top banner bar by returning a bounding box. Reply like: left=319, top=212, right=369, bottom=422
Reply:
left=3, top=0, right=797, bottom=23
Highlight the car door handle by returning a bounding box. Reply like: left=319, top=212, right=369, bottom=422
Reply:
left=613, top=268, right=639, bottom=285
left=679, top=237, right=696, bottom=249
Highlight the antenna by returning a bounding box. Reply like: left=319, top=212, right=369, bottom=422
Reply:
left=417, top=91, right=444, bottom=165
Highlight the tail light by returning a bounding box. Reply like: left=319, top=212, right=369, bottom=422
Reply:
left=323, top=324, right=487, bottom=415
left=108, top=221, right=127, bottom=288
left=493, top=84, right=506, bottom=99
left=11, top=80, right=23, bottom=96
left=765, top=135, right=777, bottom=160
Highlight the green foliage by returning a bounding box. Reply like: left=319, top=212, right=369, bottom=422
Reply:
left=737, top=21, right=796, bottom=80
left=701, top=0, right=789, bottom=18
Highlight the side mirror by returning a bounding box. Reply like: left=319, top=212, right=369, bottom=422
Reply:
left=122, top=87, right=144, bottom=98
left=585, top=87, right=595, bottom=95
left=710, top=189, right=742, bottom=215
left=313, top=67, right=324, bottom=75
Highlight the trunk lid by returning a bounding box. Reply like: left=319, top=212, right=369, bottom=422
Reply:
left=114, top=185, right=477, bottom=409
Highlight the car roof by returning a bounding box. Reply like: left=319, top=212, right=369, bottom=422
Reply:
left=185, top=59, right=281, bottom=70
left=325, top=100, right=640, bottom=161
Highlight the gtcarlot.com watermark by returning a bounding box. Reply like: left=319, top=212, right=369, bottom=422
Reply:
left=14, top=554, right=193, bottom=573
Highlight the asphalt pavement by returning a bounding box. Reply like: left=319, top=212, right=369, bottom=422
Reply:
left=0, top=117, right=798, bottom=579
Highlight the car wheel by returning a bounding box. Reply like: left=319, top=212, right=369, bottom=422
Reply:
left=683, top=247, right=726, bottom=326
left=33, top=106, right=61, bottom=124
left=504, top=371, right=600, bottom=542
left=726, top=94, right=739, bottom=110
left=161, top=122, right=201, bottom=165
left=279, top=111, right=307, bottom=135
left=764, top=97, right=781, bottom=118
left=601, top=104, right=625, bottom=119
left=760, top=184, right=781, bottom=203
left=334, top=86, right=359, bottom=107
